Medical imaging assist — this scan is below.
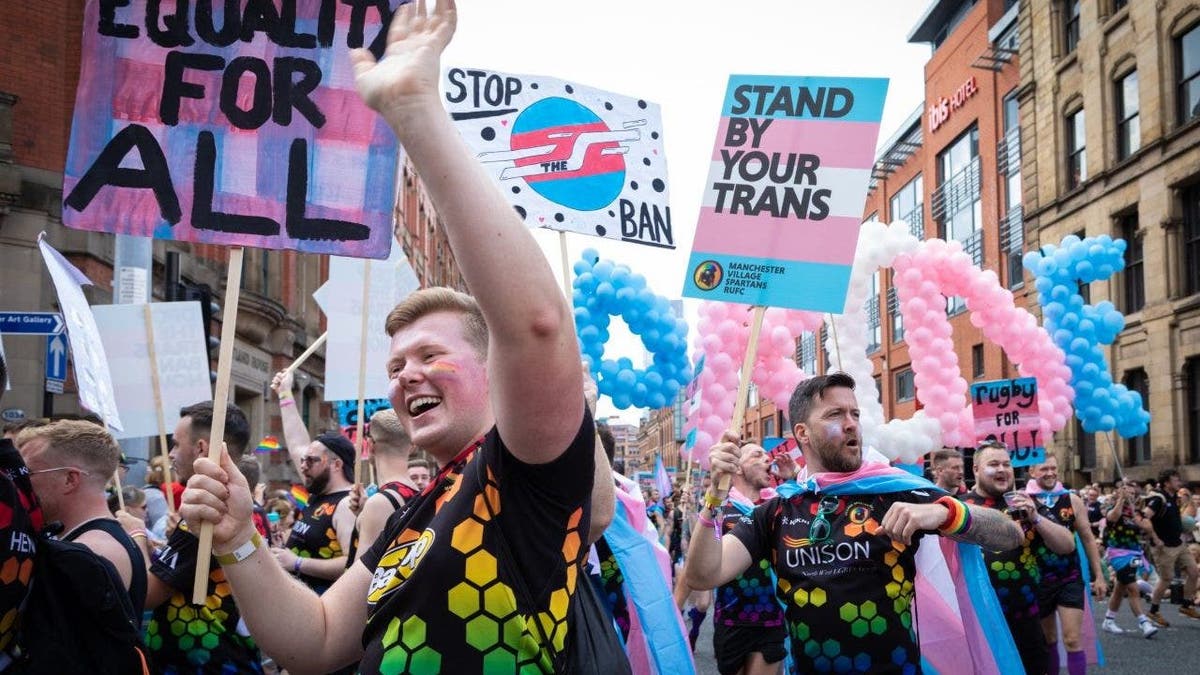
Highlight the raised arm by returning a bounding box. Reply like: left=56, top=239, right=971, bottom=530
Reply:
left=271, top=369, right=311, bottom=468
left=351, top=0, right=582, bottom=465
left=883, top=499, right=1023, bottom=550
left=684, top=433, right=753, bottom=590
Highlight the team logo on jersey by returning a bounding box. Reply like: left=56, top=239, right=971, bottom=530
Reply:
left=367, top=528, right=436, bottom=604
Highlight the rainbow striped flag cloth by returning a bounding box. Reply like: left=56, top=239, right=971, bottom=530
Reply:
left=255, top=435, right=281, bottom=454
left=290, top=485, right=309, bottom=510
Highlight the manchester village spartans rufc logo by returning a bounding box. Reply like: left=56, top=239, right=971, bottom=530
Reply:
left=693, top=260, right=723, bottom=291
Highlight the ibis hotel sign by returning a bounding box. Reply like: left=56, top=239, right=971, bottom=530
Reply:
left=928, top=76, right=978, bottom=132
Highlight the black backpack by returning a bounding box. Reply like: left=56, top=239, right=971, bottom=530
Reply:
left=14, top=529, right=150, bottom=674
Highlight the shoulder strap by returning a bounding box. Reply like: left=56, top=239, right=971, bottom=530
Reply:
left=381, top=489, right=402, bottom=510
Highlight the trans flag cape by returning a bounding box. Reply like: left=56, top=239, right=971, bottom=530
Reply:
left=1026, top=483, right=1104, bottom=667
left=603, top=472, right=694, bottom=675
left=778, top=462, right=1023, bottom=675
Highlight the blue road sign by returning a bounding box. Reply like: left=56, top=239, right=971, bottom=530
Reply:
left=46, top=334, right=67, bottom=380
left=0, top=312, right=64, bottom=335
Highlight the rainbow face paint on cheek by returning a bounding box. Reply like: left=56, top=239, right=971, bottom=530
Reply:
left=427, top=360, right=459, bottom=376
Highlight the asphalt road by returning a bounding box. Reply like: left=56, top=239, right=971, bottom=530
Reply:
left=691, top=601, right=1200, bottom=674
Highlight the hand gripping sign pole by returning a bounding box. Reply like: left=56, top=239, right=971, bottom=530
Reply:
left=143, top=304, right=175, bottom=514
left=193, top=247, right=244, bottom=605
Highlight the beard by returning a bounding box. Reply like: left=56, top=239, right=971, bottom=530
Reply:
left=306, top=467, right=331, bottom=495
left=812, top=437, right=861, bottom=473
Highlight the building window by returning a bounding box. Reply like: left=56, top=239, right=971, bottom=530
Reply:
left=799, top=332, right=817, bottom=375
left=874, top=375, right=883, bottom=404
left=1190, top=359, right=1200, bottom=463
left=763, top=416, right=775, bottom=439
left=1184, top=185, right=1200, bottom=295
left=1000, top=91, right=1024, bottom=289
left=1123, top=369, right=1151, bottom=465
left=895, top=370, right=915, bottom=402
left=1116, top=71, right=1140, bottom=160
left=934, top=126, right=981, bottom=314
left=1179, top=23, right=1200, bottom=125
left=972, top=344, right=985, bottom=378
left=867, top=271, right=882, bottom=354
left=889, top=175, right=923, bottom=239
left=1066, top=109, right=1086, bottom=190
left=888, top=286, right=904, bottom=343
left=1111, top=0, right=1127, bottom=13
left=1076, top=418, right=1096, bottom=469
left=1064, top=1, right=1080, bottom=54
left=1119, top=213, right=1144, bottom=312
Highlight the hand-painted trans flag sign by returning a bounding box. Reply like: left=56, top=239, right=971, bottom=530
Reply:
left=442, top=67, right=673, bottom=249
left=682, top=75, right=888, bottom=312
left=61, top=0, right=404, bottom=259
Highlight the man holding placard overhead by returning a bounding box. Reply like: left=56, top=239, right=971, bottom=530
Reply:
left=179, top=1, right=613, bottom=673
left=688, top=374, right=1027, bottom=674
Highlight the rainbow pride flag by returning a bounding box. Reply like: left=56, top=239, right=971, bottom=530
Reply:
left=289, top=484, right=309, bottom=510
left=255, top=435, right=281, bottom=454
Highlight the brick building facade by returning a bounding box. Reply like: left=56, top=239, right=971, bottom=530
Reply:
left=1020, top=0, right=1200, bottom=483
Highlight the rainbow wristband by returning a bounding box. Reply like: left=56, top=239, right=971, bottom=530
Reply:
left=935, top=496, right=971, bottom=535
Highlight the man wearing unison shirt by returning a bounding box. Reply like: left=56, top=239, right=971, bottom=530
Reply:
left=179, top=2, right=616, bottom=672
left=687, top=373, right=1025, bottom=673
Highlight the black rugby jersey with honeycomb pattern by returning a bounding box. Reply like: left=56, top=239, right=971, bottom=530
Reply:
left=358, top=413, right=594, bottom=674
left=286, top=489, right=350, bottom=593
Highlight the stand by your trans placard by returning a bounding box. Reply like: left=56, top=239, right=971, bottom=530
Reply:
left=971, top=377, right=1045, bottom=467
left=682, top=75, right=887, bottom=312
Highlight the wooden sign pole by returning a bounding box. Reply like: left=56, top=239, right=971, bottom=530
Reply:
left=353, top=261, right=372, bottom=486
left=716, top=305, right=766, bottom=493
left=193, top=247, right=245, bottom=605
left=283, top=332, right=328, bottom=377
left=143, top=303, right=175, bottom=514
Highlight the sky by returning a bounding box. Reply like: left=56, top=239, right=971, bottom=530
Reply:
left=441, top=0, right=936, bottom=422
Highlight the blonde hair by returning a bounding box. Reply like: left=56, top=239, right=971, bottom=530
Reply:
left=368, top=409, right=410, bottom=454
left=18, top=419, right=121, bottom=484
left=384, top=287, right=488, bottom=357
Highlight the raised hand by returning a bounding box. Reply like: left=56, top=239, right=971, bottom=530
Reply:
left=349, top=0, right=458, bottom=125
left=270, top=369, right=294, bottom=398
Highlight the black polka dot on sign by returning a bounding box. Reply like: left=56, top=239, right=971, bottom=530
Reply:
left=531, top=83, right=539, bottom=90
left=554, top=213, right=564, bottom=223
left=514, top=205, right=526, bottom=219
left=630, top=181, right=639, bottom=190
left=607, top=210, right=615, bottom=218
left=637, top=100, right=647, bottom=109
left=604, top=102, right=613, bottom=111
left=565, top=85, right=574, bottom=94
left=652, top=179, right=665, bottom=193
left=643, top=158, right=651, bottom=167
left=651, top=132, right=659, bottom=140
left=481, top=127, right=496, bottom=141
left=595, top=225, right=607, bottom=236
left=511, top=186, right=521, bottom=194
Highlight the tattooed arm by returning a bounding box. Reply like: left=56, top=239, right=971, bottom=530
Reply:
left=949, top=504, right=1024, bottom=550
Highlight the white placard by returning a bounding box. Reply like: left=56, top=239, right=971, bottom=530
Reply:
left=37, top=234, right=123, bottom=431
left=443, top=66, right=673, bottom=248
left=92, top=301, right=212, bottom=440
left=314, top=246, right=419, bottom=401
